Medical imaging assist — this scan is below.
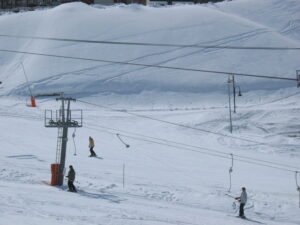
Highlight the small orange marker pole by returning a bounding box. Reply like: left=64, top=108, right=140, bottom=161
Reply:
left=30, top=95, right=36, bottom=107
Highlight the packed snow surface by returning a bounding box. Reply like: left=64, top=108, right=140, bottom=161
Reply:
left=0, top=0, right=300, bottom=225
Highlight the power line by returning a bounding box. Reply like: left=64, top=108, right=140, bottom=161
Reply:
left=85, top=122, right=300, bottom=171
left=0, top=49, right=296, bottom=81
left=1, top=34, right=300, bottom=51
left=84, top=124, right=298, bottom=173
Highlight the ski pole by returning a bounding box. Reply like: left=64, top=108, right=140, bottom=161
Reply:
left=225, top=193, right=236, bottom=199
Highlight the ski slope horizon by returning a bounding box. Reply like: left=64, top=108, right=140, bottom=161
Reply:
left=0, top=0, right=300, bottom=225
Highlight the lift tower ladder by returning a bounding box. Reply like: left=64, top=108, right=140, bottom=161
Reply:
left=56, top=127, right=63, bottom=164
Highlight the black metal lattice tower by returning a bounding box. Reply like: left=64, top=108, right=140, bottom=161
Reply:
left=45, top=93, right=82, bottom=185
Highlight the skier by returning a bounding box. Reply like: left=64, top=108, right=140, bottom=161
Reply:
left=89, top=136, right=97, bottom=157
left=66, top=165, right=77, bottom=192
left=235, top=187, right=247, bottom=219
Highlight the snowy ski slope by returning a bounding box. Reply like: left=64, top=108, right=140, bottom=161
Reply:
left=0, top=0, right=300, bottom=225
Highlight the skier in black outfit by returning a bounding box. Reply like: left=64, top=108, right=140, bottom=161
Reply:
left=66, top=165, right=77, bottom=192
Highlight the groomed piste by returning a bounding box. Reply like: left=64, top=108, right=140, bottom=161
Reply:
left=0, top=0, right=300, bottom=224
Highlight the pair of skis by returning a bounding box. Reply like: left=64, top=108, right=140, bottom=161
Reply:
left=89, top=155, right=103, bottom=159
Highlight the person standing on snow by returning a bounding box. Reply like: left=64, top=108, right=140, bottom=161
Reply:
left=89, top=136, right=97, bottom=157
left=66, top=165, right=77, bottom=192
left=235, top=187, right=247, bottom=218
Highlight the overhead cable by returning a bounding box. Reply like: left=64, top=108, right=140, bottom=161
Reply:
left=1, top=34, right=300, bottom=51
left=84, top=124, right=296, bottom=173
left=78, top=99, right=295, bottom=151
left=2, top=109, right=298, bottom=172
left=84, top=122, right=300, bottom=171
left=0, top=49, right=296, bottom=81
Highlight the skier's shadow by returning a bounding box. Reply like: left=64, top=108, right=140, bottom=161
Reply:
left=77, top=190, right=124, bottom=203
left=244, top=218, right=264, bottom=224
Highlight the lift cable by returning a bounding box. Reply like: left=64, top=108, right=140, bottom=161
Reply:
left=84, top=124, right=297, bottom=173
left=0, top=49, right=296, bottom=82
left=85, top=123, right=300, bottom=171
left=1, top=99, right=298, bottom=171
left=78, top=99, right=299, bottom=155
left=1, top=34, right=300, bottom=51
left=4, top=103, right=298, bottom=171
left=86, top=123, right=300, bottom=210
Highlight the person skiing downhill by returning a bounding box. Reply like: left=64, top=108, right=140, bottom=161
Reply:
left=235, top=187, right=247, bottom=218
left=66, top=165, right=77, bottom=192
left=89, top=136, right=97, bottom=157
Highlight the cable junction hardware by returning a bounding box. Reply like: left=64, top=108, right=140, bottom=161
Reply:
left=72, top=128, right=77, bottom=156
left=228, top=153, right=234, bottom=193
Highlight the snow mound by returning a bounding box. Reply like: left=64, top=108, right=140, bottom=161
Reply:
left=0, top=1, right=299, bottom=98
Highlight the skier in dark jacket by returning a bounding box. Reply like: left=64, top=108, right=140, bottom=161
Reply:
left=66, top=165, right=77, bottom=192
left=235, top=187, right=247, bottom=218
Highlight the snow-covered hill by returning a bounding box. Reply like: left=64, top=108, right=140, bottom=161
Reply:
left=0, top=0, right=299, bottom=98
left=0, top=1, right=300, bottom=225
